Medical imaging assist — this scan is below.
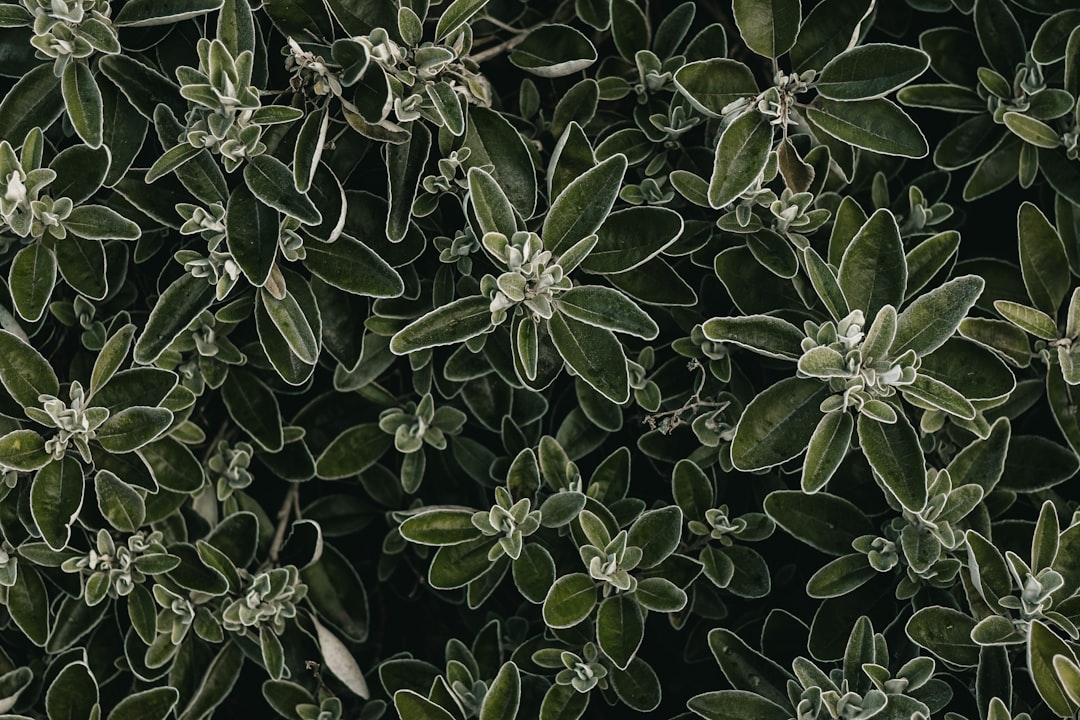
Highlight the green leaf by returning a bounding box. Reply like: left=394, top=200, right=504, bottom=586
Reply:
left=673, top=59, right=759, bottom=117
left=64, top=204, right=140, bottom=240
left=608, top=656, right=661, bottom=712
left=1018, top=201, right=1069, bottom=315
left=479, top=662, right=520, bottom=720
left=764, top=490, right=875, bottom=555
left=244, top=155, right=321, bottom=226
left=702, top=315, right=804, bottom=360
left=315, top=424, right=392, bottom=479
left=304, top=234, right=404, bottom=298
left=106, top=687, right=179, bottom=720
left=96, top=406, right=172, bottom=453
left=0, top=429, right=52, bottom=471
left=543, top=153, right=627, bottom=255
left=542, top=573, right=597, bottom=628
left=45, top=662, right=97, bottom=720
left=61, top=61, right=104, bottom=150
left=95, top=469, right=146, bottom=533
left=261, top=287, right=319, bottom=364
left=399, top=509, right=480, bottom=545
left=597, top=595, right=644, bottom=670
left=838, top=209, right=907, bottom=318
left=0, top=330, right=59, bottom=407
left=140, top=436, right=205, bottom=493
left=672, top=459, right=712, bottom=521
left=469, top=167, right=519, bottom=238
left=435, top=0, right=487, bottom=41
left=390, top=296, right=494, bottom=354
left=802, top=410, right=853, bottom=493
left=548, top=311, right=629, bottom=404
left=463, top=107, right=537, bottom=217
left=902, top=374, right=976, bottom=419
left=1004, top=112, right=1061, bottom=148
left=706, top=628, right=792, bottom=707
left=731, top=377, right=829, bottom=471
left=807, top=98, right=929, bottom=158
left=176, top=642, right=244, bottom=720
left=226, top=184, right=277, bottom=287
left=7, top=565, right=48, bottom=646
left=557, top=286, right=657, bottom=339
left=708, top=110, right=773, bottom=209
left=9, top=243, right=57, bottom=322
left=222, top=369, right=284, bottom=452
left=133, top=272, right=216, bottom=364
left=857, top=412, right=926, bottom=512
left=31, top=457, right=83, bottom=551
left=627, top=506, right=682, bottom=568
left=428, top=536, right=497, bottom=590
left=806, top=553, right=876, bottom=598
left=994, top=300, right=1058, bottom=339
left=893, top=274, right=986, bottom=356
left=385, top=121, right=430, bottom=242
left=510, top=24, right=597, bottom=77
left=1029, top=620, right=1079, bottom=717
left=581, top=206, right=683, bottom=274
left=632, top=576, right=687, bottom=612
left=0, top=64, right=64, bottom=144
left=145, top=143, right=202, bottom=183
left=688, top=691, right=790, bottom=720
left=115, top=0, right=222, bottom=25
left=732, top=0, right=801, bottom=58
left=906, top=606, right=979, bottom=666
left=394, top=690, right=456, bottom=720
left=512, top=543, right=555, bottom=603
left=54, top=235, right=107, bottom=301
left=817, top=44, right=930, bottom=100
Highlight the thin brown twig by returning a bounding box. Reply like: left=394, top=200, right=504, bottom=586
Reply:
left=267, top=483, right=300, bottom=566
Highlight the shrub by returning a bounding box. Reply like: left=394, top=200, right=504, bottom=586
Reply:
left=0, top=0, right=1078, bottom=718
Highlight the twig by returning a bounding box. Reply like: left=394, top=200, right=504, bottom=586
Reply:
left=267, top=483, right=300, bottom=566
left=470, top=20, right=546, bottom=64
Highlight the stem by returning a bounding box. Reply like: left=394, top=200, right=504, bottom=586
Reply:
left=470, top=20, right=547, bottom=64
left=266, top=483, right=300, bottom=566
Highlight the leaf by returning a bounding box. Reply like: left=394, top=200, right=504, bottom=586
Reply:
left=390, top=296, right=493, bottom=354
left=732, top=0, right=801, bottom=58
left=673, top=59, right=759, bottom=117
left=557, top=286, right=657, bottom=339
left=176, top=642, right=243, bottom=720
left=857, top=412, right=926, bottom=512
left=115, top=0, right=223, bottom=25
left=512, top=543, right=555, bottom=603
left=706, top=628, right=792, bottom=707
left=893, top=275, right=985, bottom=356
left=96, top=407, right=170, bottom=454
left=244, top=154, right=321, bottom=226
left=436, top=0, right=487, bottom=42
left=9, top=243, right=57, bottom=322
left=708, top=110, right=773, bottom=209
left=106, top=687, right=179, bottom=720
left=838, top=209, right=907, bottom=318
left=581, top=206, right=683, bottom=274
left=261, top=287, right=319, bottom=364
left=133, top=273, right=216, bottom=364
left=429, top=536, right=497, bottom=589
left=394, top=690, right=456, bottom=720
left=597, top=595, right=644, bottom=672
left=764, top=490, right=875, bottom=555
left=31, top=457, right=84, bottom=551
left=222, top=369, right=284, bottom=452
left=688, top=691, right=790, bottom=720
left=0, top=430, right=50, bottom=471
left=140, top=436, right=205, bottom=493
left=7, top=565, right=48, bottom=646
left=906, top=606, right=979, bottom=666
left=731, top=377, right=829, bottom=471
left=702, top=315, right=804, bottom=360
left=312, top=616, right=370, bottom=699
left=45, top=662, right=98, bottom=720
left=468, top=167, right=518, bottom=238
left=480, top=663, right=520, bottom=720
left=994, top=300, right=1058, bottom=339
left=61, top=61, right=103, bottom=148
left=608, top=657, right=661, bottom=712
left=0, top=64, right=64, bottom=144
left=0, top=330, right=59, bottom=407
left=463, top=107, right=537, bottom=217
left=902, top=374, right=976, bottom=419
left=548, top=311, right=629, bottom=404
left=802, top=411, right=853, bottom=493
left=542, top=573, right=597, bottom=628
left=226, top=184, right=277, bottom=287
left=817, top=44, right=930, bottom=100
left=509, top=24, right=597, bottom=77
left=95, top=469, right=145, bottom=533
left=627, top=506, right=682, bottom=568
left=1029, top=620, right=1079, bottom=717
left=806, top=553, right=877, bottom=598
left=399, top=509, right=480, bottom=545
left=807, top=98, right=929, bottom=158
left=304, top=234, right=404, bottom=298
left=65, top=205, right=140, bottom=240
left=315, top=424, right=392, bottom=479
left=385, top=121, right=430, bottom=242
left=543, top=153, right=627, bottom=255
left=1018, top=201, right=1069, bottom=316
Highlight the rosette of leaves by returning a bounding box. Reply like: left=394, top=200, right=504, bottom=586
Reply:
left=704, top=208, right=1014, bottom=505
left=898, top=0, right=1080, bottom=204
left=689, top=617, right=952, bottom=720
left=378, top=392, right=467, bottom=492
left=0, top=128, right=140, bottom=323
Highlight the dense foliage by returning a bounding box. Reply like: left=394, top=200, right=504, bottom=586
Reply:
left=0, top=0, right=1079, bottom=718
